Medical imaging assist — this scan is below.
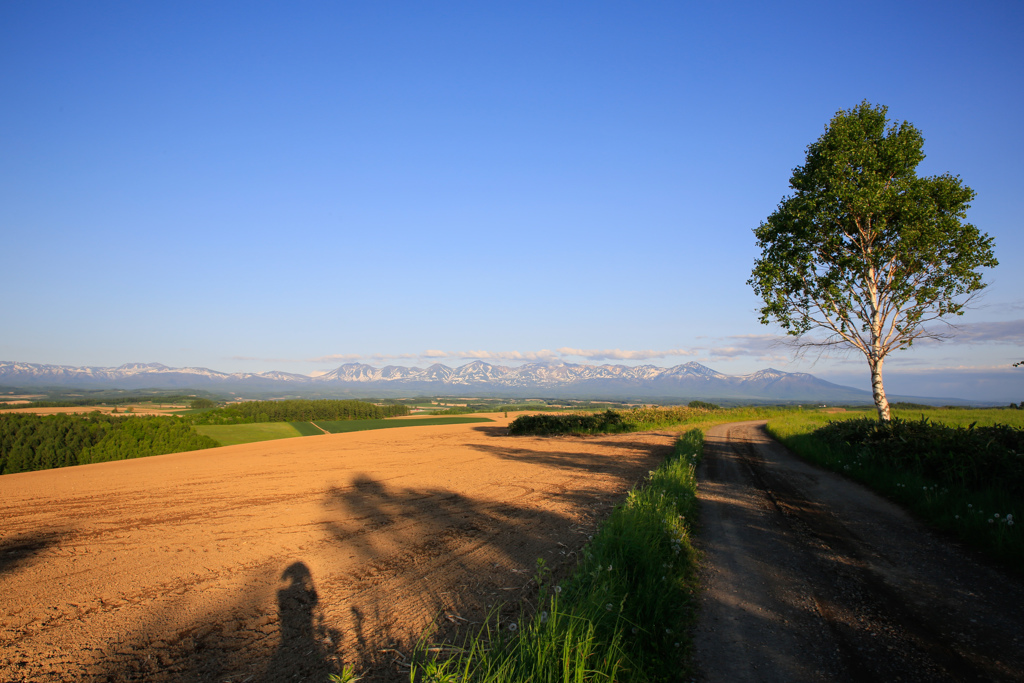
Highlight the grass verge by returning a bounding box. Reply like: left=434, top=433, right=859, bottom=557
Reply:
left=411, top=429, right=704, bottom=682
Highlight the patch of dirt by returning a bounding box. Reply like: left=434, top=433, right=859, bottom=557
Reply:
left=693, top=420, right=1024, bottom=682
left=0, top=415, right=673, bottom=681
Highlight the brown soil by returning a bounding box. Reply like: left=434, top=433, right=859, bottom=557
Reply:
left=693, top=420, right=1024, bottom=682
left=0, top=415, right=673, bottom=682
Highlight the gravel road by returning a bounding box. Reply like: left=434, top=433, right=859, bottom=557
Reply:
left=692, top=420, right=1024, bottom=682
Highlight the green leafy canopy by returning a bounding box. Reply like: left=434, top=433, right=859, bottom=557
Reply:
left=749, top=101, right=997, bottom=355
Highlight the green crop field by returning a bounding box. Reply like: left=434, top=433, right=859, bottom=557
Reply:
left=291, top=421, right=327, bottom=436
left=314, top=416, right=493, bottom=434
left=194, top=416, right=494, bottom=445
left=194, top=422, right=307, bottom=446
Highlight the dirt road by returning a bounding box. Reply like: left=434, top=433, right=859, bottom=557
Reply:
left=0, top=417, right=673, bottom=682
left=693, top=421, right=1024, bottom=682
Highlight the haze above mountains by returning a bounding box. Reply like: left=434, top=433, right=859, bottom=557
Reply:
left=0, top=360, right=973, bottom=405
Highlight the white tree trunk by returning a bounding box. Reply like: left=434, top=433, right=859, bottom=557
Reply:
left=869, top=356, right=891, bottom=422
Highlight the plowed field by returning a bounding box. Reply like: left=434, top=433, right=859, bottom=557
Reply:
left=0, top=415, right=673, bottom=682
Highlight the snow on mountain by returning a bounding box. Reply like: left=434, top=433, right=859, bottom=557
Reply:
left=0, top=359, right=876, bottom=401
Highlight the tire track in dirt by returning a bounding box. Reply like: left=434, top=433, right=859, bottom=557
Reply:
left=0, top=417, right=672, bottom=681
left=693, top=420, right=1024, bottom=682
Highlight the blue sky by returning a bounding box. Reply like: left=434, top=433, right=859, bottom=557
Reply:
left=2, top=1, right=1022, bottom=401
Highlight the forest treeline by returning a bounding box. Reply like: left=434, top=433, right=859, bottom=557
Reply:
left=0, top=394, right=202, bottom=409
left=192, top=399, right=409, bottom=425
left=1, top=399, right=409, bottom=475
left=0, top=413, right=218, bottom=475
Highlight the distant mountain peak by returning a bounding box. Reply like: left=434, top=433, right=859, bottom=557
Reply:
left=0, top=359, right=876, bottom=402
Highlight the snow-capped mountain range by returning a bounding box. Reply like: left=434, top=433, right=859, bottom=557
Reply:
left=0, top=360, right=877, bottom=402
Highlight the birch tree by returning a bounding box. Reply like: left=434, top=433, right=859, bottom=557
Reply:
left=749, top=102, right=997, bottom=421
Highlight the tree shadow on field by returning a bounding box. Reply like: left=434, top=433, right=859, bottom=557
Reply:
left=466, top=438, right=673, bottom=475
left=471, top=425, right=510, bottom=437
left=317, top=471, right=638, bottom=674
left=0, top=531, right=67, bottom=576
left=83, top=433, right=669, bottom=683
left=85, top=481, right=614, bottom=682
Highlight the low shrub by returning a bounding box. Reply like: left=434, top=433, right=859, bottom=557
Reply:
left=815, top=417, right=1024, bottom=497
left=507, top=410, right=629, bottom=436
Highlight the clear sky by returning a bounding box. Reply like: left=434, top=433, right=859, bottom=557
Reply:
left=2, top=1, right=1022, bottom=401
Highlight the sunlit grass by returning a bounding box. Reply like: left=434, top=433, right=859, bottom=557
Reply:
left=194, top=422, right=305, bottom=446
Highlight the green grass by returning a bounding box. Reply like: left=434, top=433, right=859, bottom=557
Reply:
left=194, top=416, right=494, bottom=445
left=291, top=421, right=328, bottom=436
left=770, top=407, right=1024, bottom=430
left=314, top=416, right=493, bottom=434
left=194, top=422, right=306, bottom=446
left=412, top=430, right=704, bottom=682
left=765, top=408, right=1023, bottom=574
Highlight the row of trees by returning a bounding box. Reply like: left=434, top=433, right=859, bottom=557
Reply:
left=0, top=413, right=218, bottom=475
left=191, top=399, right=409, bottom=425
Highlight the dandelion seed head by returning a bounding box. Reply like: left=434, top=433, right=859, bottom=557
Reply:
left=1009, top=520, right=1015, bottom=526
left=508, top=622, right=518, bottom=632
left=554, top=586, right=562, bottom=594
left=605, top=603, right=613, bottom=611
left=989, top=518, right=994, bottom=524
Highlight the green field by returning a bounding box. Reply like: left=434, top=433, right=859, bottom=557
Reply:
left=291, top=421, right=327, bottom=436
left=314, top=416, right=493, bottom=434
left=195, top=416, right=494, bottom=445
left=194, top=422, right=308, bottom=446
left=767, top=407, right=1024, bottom=434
